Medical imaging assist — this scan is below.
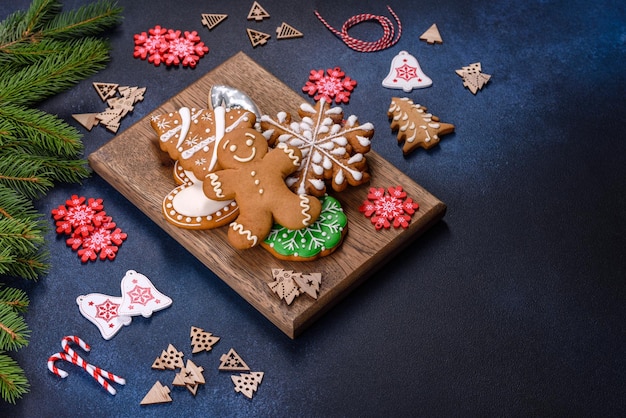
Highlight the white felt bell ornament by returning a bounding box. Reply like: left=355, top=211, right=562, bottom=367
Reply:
left=382, top=50, right=432, bottom=92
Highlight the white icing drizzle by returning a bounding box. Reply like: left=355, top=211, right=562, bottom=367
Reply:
left=230, top=222, right=258, bottom=246
left=299, top=195, right=313, bottom=226
left=175, top=107, right=191, bottom=149
left=208, top=173, right=224, bottom=198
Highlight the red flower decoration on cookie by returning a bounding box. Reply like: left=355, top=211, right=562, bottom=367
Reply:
left=359, top=186, right=419, bottom=230
left=302, top=67, right=357, bottom=104
left=52, top=195, right=127, bottom=262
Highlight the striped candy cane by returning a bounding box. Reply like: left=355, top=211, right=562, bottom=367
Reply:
left=47, top=336, right=125, bottom=395
left=314, top=5, right=402, bottom=52
left=60, top=336, right=126, bottom=385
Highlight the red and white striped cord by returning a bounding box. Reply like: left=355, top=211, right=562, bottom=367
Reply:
left=314, top=5, right=402, bottom=52
left=47, top=335, right=125, bottom=395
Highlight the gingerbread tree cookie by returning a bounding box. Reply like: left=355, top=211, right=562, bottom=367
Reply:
left=388, top=97, right=455, bottom=154
left=260, top=99, right=374, bottom=197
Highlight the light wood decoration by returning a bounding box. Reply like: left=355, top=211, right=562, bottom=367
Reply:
left=218, top=348, right=250, bottom=372
left=88, top=52, right=447, bottom=338
left=276, top=22, right=303, bottom=39
left=93, top=82, right=119, bottom=101
left=419, top=23, right=443, bottom=44
left=246, top=28, right=271, bottom=47
left=71, top=113, right=99, bottom=131
left=190, top=326, right=220, bottom=353
left=201, top=13, right=228, bottom=30
left=231, top=371, right=264, bottom=399
left=140, top=381, right=172, bottom=405
left=247, top=1, right=270, bottom=21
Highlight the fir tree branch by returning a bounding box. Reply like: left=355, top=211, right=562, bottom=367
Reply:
left=0, top=105, right=84, bottom=159
left=42, top=1, right=123, bottom=39
left=0, top=304, right=29, bottom=350
left=0, top=37, right=111, bottom=106
left=0, top=184, right=42, bottom=222
left=0, top=287, right=30, bottom=313
left=0, top=352, right=29, bottom=404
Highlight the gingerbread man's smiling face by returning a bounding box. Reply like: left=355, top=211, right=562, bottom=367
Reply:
left=218, top=129, right=268, bottom=169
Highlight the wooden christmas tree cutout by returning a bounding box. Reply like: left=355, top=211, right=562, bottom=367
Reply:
left=190, top=326, right=220, bottom=353
left=268, top=269, right=300, bottom=305
left=151, top=356, right=167, bottom=370
left=71, top=113, right=99, bottom=131
left=157, top=344, right=185, bottom=370
left=246, top=28, right=271, bottom=47
left=419, top=24, right=443, bottom=44
left=140, top=381, right=172, bottom=405
left=456, top=62, right=491, bottom=94
left=293, top=273, right=322, bottom=299
left=172, top=359, right=205, bottom=395
left=218, top=348, right=250, bottom=371
left=268, top=269, right=323, bottom=304
left=276, top=22, right=303, bottom=39
left=201, top=13, right=228, bottom=30
left=247, top=1, right=270, bottom=21
left=231, top=371, right=264, bottom=399
left=93, top=82, right=119, bottom=101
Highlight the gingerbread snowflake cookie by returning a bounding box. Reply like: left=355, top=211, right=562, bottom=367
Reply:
left=388, top=97, right=455, bottom=155
left=260, top=99, right=374, bottom=197
left=359, top=186, right=419, bottom=230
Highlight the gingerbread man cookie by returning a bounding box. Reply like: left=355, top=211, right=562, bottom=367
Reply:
left=203, top=106, right=322, bottom=249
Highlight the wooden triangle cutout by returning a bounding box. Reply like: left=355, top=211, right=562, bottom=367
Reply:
left=201, top=13, right=228, bottom=30
left=246, top=28, right=271, bottom=47
left=247, top=1, right=270, bottom=21
left=276, top=22, right=303, bottom=40
left=420, top=23, right=443, bottom=44
left=218, top=348, right=250, bottom=371
left=140, top=381, right=172, bottom=405
left=72, top=113, right=99, bottom=131
left=93, top=82, right=119, bottom=101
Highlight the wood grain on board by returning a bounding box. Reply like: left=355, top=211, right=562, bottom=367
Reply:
left=88, top=52, right=446, bottom=338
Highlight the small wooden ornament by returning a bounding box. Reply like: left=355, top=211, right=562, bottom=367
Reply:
left=151, top=356, right=167, bottom=370
left=276, top=22, right=303, bottom=40
left=93, top=82, right=119, bottom=101
left=140, top=381, right=172, bottom=405
left=293, top=272, right=322, bottom=299
left=201, top=13, right=228, bottom=30
left=184, top=360, right=205, bottom=385
left=159, top=344, right=185, bottom=370
left=455, top=62, right=491, bottom=94
left=218, top=348, right=250, bottom=371
left=231, top=371, right=264, bottom=399
left=190, top=326, right=220, bottom=353
left=118, top=86, right=146, bottom=103
left=71, top=113, right=99, bottom=131
left=247, top=1, right=270, bottom=21
left=419, top=23, right=443, bottom=44
left=246, top=28, right=271, bottom=47
left=268, top=269, right=300, bottom=305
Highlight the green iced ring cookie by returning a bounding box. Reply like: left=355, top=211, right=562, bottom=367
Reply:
left=262, top=195, right=348, bottom=261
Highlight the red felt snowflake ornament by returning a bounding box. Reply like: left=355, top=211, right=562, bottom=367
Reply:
left=359, top=186, right=419, bottom=230
left=52, top=195, right=127, bottom=262
left=302, top=67, right=357, bottom=104
left=133, top=25, right=208, bottom=68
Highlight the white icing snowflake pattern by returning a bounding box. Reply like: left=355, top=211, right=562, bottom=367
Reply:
left=260, top=100, right=374, bottom=197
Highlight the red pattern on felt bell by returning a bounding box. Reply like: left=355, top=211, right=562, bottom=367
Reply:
left=382, top=50, right=432, bottom=92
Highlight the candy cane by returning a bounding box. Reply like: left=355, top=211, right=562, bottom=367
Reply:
left=314, top=5, right=402, bottom=52
left=61, top=336, right=126, bottom=386
left=47, top=336, right=125, bottom=395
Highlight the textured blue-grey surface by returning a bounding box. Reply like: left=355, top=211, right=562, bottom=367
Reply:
left=1, top=0, right=624, bottom=416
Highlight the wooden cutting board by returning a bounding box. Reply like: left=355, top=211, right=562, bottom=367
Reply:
left=88, top=52, right=446, bottom=338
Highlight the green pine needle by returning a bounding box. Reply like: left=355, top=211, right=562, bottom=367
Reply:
left=0, top=352, right=29, bottom=404
left=0, top=0, right=123, bottom=402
